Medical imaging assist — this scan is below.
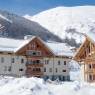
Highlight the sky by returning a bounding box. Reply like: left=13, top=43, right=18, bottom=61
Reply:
left=0, top=0, right=95, bottom=15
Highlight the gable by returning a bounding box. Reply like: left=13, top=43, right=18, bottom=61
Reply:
left=74, top=37, right=95, bottom=61
left=16, top=37, right=54, bottom=56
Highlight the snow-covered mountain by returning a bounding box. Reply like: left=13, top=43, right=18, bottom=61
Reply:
left=0, top=10, right=62, bottom=42
left=24, top=6, right=95, bottom=46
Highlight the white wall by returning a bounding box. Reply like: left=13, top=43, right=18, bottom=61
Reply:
left=43, top=57, right=70, bottom=77
left=0, top=54, right=26, bottom=77
left=80, top=63, right=85, bottom=82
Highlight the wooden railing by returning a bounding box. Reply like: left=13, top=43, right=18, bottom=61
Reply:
left=26, top=71, right=43, bottom=76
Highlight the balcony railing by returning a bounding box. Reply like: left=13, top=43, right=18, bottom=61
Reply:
left=26, top=61, right=43, bottom=66
left=85, top=69, right=95, bottom=74
left=26, top=50, right=41, bottom=56
left=26, top=71, right=43, bottom=76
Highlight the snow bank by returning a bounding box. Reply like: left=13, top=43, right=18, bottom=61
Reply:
left=0, top=76, right=95, bottom=95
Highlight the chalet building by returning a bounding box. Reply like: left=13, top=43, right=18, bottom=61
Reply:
left=74, top=32, right=95, bottom=82
left=0, top=35, right=73, bottom=81
left=16, top=35, right=54, bottom=78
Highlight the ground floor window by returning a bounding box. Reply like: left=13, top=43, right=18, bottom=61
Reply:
left=93, top=75, right=95, bottom=80
left=89, top=74, right=93, bottom=80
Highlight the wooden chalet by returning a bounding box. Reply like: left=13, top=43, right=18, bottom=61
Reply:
left=74, top=32, right=95, bottom=82
left=16, top=36, right=54, bottom=77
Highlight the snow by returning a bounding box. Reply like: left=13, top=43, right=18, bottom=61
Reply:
left=0, top=76, right=95, bottom=95
left=0, top=37, right=35, bottom=52
left=46, top=42, right=74, bottom=57
left=0, top=37, right=24, bottom=52
left=86, top=31, right=95, bottom=42
left=24, top=6, right=95, bottom=44
left=0, top=36, right=74, bottom=57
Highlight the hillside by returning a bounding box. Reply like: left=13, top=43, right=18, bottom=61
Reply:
left=24, top=6, right=95, bottom=46
left=0, top=10, right=62, bottom=42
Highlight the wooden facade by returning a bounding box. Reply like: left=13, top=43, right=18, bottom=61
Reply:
left=74, top=36, right=95, bottom=82
left=16, top=37, right=54, bottom=77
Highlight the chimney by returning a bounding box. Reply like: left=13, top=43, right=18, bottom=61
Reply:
left=24, top=35, right=34, bottom=40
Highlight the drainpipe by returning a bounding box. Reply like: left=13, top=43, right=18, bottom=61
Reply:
left=53, top=56, right=55, bottom=81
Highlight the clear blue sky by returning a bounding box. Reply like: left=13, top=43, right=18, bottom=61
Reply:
left=0, top=0, right=95, bottom=15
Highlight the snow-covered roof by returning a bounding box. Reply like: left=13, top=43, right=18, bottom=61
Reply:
left=0, top=37, right=35, bottom=53
left=86, top=31, right=95, bottom=42
left=0, top=37, right=74, bottom=57
left=46, top=42, right=74, bottom=57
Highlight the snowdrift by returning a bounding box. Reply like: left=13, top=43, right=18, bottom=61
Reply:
left=0, top=76, right=95, bottom=95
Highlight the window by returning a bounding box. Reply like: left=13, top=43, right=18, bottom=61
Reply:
left=44, top=68, right=46, bottom=72
left=32, top=68, right=41, bottom=72
left=88, top=46, right=90, bottom=53
left=93, top=64, right=95, bottom=68
left=93, top=75, right=95, bottom=80
left=49, top=68, right=52, bottom=72
left=31, top=43, right=36, bottom=48
left=58, top=61, right=60, bottom=65
left=63, top=70, right=66, bottom=72
left=37, top=68, right=41, bottom=72
left=19, top=69, right=23, bottom=71
left=1, top=57, right=4, bottom=63
left=89, top=64, right=92, bottom=69
left=45, top=60, right=49, bottom=64
left=36, top=60, right=40, bottom=63
left=32, top=68, right=36, bottom=71
left=21, top=59, right=24, bottom=63
left=37, top=45, right=39, bottom=48
left=55, top=68, right=58, bottom=72
left=11, top=58, right=14, bottom=63
left=89, top=74, right=93, bottom=80
left=8, top=66, right=11, bottom=72
left=64, top=61, right=66, bottom=65
left=32, top=52, right=36, bottom=56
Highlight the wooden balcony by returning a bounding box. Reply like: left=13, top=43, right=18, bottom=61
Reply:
left=85, top=69, right=95, bottom=74
left=26, top=63, right=43, bottom=67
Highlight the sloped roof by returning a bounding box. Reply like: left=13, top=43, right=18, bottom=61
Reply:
left=86, top=31, right=95, bottom=42
left=0, top=37, right=35, bottom=53
left=74, top=31, right=95, bottom=60
left=0, top=37, right=74, bottom=57
left=46, top=42, right=74, bottom=57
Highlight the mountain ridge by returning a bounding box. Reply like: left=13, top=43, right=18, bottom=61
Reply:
left=0, top=9, right=62, bottom=42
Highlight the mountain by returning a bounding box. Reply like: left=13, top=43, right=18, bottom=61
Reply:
left=24, top=6, right=95, bottom=47
left=0, top=10, right=62, bottom=42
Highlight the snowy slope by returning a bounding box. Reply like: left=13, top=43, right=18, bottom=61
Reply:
left=0, top=76, right=95, bottom=95
left=24, top=6, right=95, bottom=44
